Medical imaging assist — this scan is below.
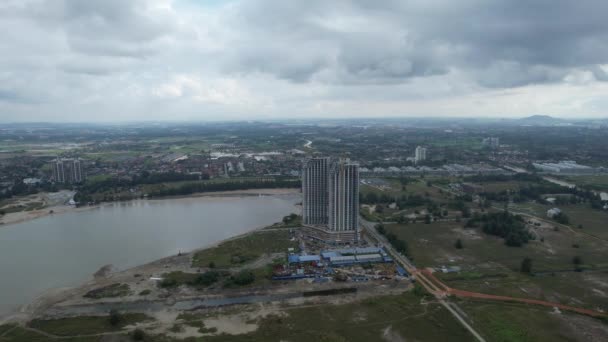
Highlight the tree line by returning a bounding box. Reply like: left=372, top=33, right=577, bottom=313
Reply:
left=466, top=211, right=533, bottom=247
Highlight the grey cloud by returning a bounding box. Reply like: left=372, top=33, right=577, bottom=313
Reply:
left=1, top=0, right=608, bottom=122
left=222, top=0, right=608, bottom=87
left=15, top=0, right=174, bottom=58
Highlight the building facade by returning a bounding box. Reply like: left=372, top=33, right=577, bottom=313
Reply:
left=482, top=137, right=500, bottom=148
left=302, top=157, right=330, bottom=225
left=302, top=157, right=359, bottom=244
left=414, top=146, right=427, bottom=164
left=328, top=160, right=359, bottom=231
left=51, top=158, right=84, bottom=184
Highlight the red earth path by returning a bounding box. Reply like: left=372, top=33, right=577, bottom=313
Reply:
left=418, top=269, right=606, bottom=318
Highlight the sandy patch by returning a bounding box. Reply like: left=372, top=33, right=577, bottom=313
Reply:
left=382, top=325, right=406, bottom=342
left=452, top=227, right=482, bottom=240
left=203, top=303, right=286, bottom=336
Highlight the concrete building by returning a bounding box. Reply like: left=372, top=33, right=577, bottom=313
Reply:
left=328, top=159, right=359, bottom=232
left=302, top=157, right=330, bottom=225
left=302, top=157, right=359, bottom=244
left=414, top=146, right=427, bottom=164
left=547, top=208, right=562, bottom=218
left=482, top=137, right=500, bottom=148
left=533, top=161, right=597, bottom=174
left=51, top=158, right=84, bottom=184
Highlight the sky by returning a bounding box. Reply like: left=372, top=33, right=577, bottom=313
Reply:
left=1, top=0, right=608, bottom=123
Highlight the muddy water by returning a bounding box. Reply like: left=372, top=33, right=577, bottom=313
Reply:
left=0, top=194, right=299, bottom=318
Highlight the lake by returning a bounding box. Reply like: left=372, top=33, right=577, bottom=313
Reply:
left=0, top=194, right=299, bottom=318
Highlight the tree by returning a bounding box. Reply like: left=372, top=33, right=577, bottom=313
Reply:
left=572, top=256, right=583, bottom=265
left=454, top=239, right=463, bottom=249
left=108, top=309, right=122, bottom=326
left=520, top=257, right=533, bottom=274
left=424, top=214, right=432, bottom=224
left=132, top=329, right=146, bottom=341
left=231, top=270, right=255, bottom=286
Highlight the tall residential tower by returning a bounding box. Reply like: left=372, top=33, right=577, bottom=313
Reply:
left=328, top=159, right=359, bottom=232
left=51, top=158, right=84, bottom=184
left=302, top=157, right=330, bottom=225
left=302, top=157, right=359, bottom=244
left=414, top=146, right=427, bottom=164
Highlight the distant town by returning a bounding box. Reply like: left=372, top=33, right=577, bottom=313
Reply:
left=1, top=118, right=607, bottom=341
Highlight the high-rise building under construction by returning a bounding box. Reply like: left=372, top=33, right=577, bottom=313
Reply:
left=302, top=157, right=359, bottom=244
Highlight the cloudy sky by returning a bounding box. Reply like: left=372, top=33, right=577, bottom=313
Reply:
left=1, top=0, right=608, bottom=122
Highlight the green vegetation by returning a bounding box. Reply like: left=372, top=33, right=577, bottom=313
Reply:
left=159, top=271, right=223, bottom=289
left=553, top=212, right=570, bottom=225
left=459, top=301, right=587, bottom=342
left=520, top=257, right=533, bottom=274
left=83, top=283, right=130, bottom=299
left=376, top=224, right=409, bottom=256
left=132, top=328, right=146, bottom=341
left=76, top=176, right=300, bottom=203
left=139, top=289, right=151, bottom=296
left=224, top=270, right=255, bottom=287
left=564, top=175, right=608, bottom=191
left=467, top=211, right=533, bottom=246
left=28, top=313, right=152, bottom=336
left=192, top=230, right=298, bottom=268
left=158, top=292, right=472, bottom=341
left=0, top=323, right=16, bottom=335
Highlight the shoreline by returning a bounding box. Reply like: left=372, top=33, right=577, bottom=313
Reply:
left=5, top=209, right=298, bottom=323
left=0, top=188, right=300, bottom=228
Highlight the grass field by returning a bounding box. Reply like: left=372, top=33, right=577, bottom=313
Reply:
left=477, top=180, right=531, bottom=193
left=361, top=178, right=450, bottom=203
left=458, top=300, right=600, bottom=342
left=558, top=205, right=608, bottom=239
left=28, top=313, right=152, bottom=337
left=564, top=175, right=608, bottom=191
left=385, top=220, right=608, bottom=309
left=141, top=177, right=274, bottom=193
left=166, top=292, right=472, bottom=342
left=191, top=230, right=298, bottom=268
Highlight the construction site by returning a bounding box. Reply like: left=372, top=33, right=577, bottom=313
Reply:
left=272, top=246, right=407, bottom=282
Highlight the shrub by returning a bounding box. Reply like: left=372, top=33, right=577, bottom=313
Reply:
left=108, top=310, right=122, bottom=326
left=132, top=328, right=146, bottom=341
left=520, top=257, right=533, bottom=274
left=231, top=271, right=255, bottom=286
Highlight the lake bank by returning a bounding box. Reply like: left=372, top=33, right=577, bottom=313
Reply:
left=0, top=188, right=300, bottom=228
left=0, top=193, right=300, bottom=319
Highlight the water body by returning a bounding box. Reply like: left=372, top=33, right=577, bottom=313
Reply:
left=542, top=176, right=608, bottom=200
left=0, top=194, right=299, bottom=318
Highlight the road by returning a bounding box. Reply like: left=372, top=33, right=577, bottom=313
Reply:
left=360, top=217, right=487, bottom=342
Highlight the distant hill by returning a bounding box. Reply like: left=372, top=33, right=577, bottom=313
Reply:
left=517, top=115, right=563, bottom=125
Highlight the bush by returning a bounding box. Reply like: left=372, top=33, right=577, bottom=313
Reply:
left=231, top=271, right=255, bottom=286
left=108, top=310, right=122, bottom=326
left=194, top=271, right=220, bottom=287
left=553, top=212, right=570, bottom=225
left=454, top=239, right=463, bottom=249
left=132, top=328, right=146, bottom=341
left=520, top=257, right=533, bottom=274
